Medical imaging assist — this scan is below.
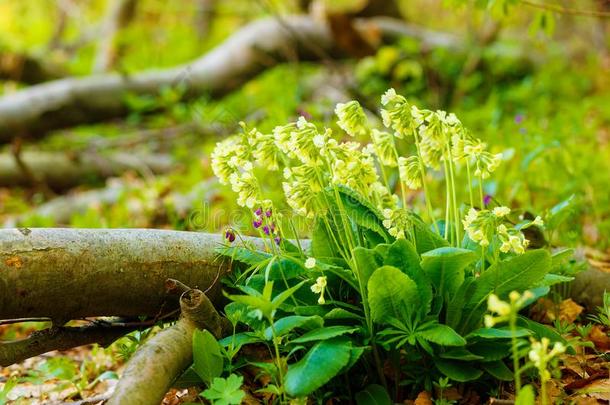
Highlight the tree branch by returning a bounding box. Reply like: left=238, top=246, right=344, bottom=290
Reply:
left=0, top=16, right=461, bottom=144
left=0, top=150, right=173, bottom=189
left=0, top=322, right=140, bottom=367
left=107, top=289, right=229, bottom=405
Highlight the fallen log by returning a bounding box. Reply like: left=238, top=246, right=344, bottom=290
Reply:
left=108, top=289, right=230, bottom=405
left=0, top=227, right=606, bottom=369
left=0, top=322, right=140, bottom=367
left=0, top=16, right=460, bottom=143
left=0, top=228, right=247, bottom=366
left=0, top=150, right=174, bottom=189
left=0, top=228, right=236, bottom=323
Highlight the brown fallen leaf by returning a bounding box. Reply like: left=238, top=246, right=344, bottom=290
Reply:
left=588, top=325, right=610, bottom=351
left=532, top=298, right=584, bottom=324
left=565, top=372, right=606, bottom=391
left=413, top=391, right=433, bottom=405
left=575, top=378, right=610, bottom=401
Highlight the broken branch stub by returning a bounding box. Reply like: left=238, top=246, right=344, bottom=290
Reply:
left=107, top=289, right=228, bottom=405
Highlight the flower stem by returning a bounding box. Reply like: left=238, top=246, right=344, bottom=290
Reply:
left=509, top=310, right=522, bottom=393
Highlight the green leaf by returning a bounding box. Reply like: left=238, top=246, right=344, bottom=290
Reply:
left=368, top=265, right=420, bottom=324
left=216, top=246, right=271, bottom=266
left=173, top=367, right=204, bottom=388
left=546, top=194, right=578, bottom=230
left=474, top=250, right=551, bottom=302
left=290, top=326, right=359, bottom=344
left=354, top=246, right=384, bottom=289
left=264, top=315, right=324, bottom=340
left=219, top=332, right=262, bottom=352
left=446, top=278, right=476, bottom=329
left=515, top=384, right=536, bottom=405
left=468, top=341, right=511, bottom=361
left=439, top=348, right=484, bottom=361
left=201, top=374, right=245, bottom=405
left=355, top=384, right=392, bottom=405
left=311, top=217, right=338, bottom=259
left=271, top=280, right=307, bottom=307
left=517, top=316, right=572, bottom=353
left=336, top=185, right=390, bottom=241
left=412, top=215, right=448, bottom=254
left=0, top=377, right=17, bottom=405
left=467, top=327, right=532, bottom=339
left=266, top=258, right=306, bottom=280
left=434, top=359, right=483, bottom=382
left=551, top=248, right=574, bottom=268
left=539, top=273, right=574, bottom=287
left=193, top=329, right=224, bottom=386
left=417, top=322, right=466, bottom=346
left=482, top=361, right=513, bottom=381
left=384, top=239, right=432, bottom=314
left=421, top=247, right=477, bottom=302
left=344, top=346, right=366, bottom=371
left=462, top=250, right=551, bottom=332
left=285, top=337, right=352, bottom=397
left=323, top=308, right=364, bottom=320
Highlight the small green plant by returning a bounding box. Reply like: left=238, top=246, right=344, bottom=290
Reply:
left=526, top=337, right=565, bottom=405
left=433, top=377, right=456, bottom=405
left=0, top=377, right=17, bottom=405
left=588, top=290, right=610, bottom=327
left=206, top=89, right=568, bottom=402
left=201, top=374, right=246, bottom=405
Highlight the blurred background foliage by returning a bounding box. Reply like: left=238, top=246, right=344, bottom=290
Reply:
left=0, top=0, right=608, bottom=250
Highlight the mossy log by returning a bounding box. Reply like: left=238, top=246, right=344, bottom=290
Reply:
left=0, top=150, right=173, bottom=189
left=0, top=16, right=460, bottom=143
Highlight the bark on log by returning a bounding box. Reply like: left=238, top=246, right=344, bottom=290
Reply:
left=0, top=151, right=173, bottom=189
left=108, top=289, right=229, bottom=405
left=0, top=229, right=241, bottom=323
left=0, top=16, right=459, bottom=143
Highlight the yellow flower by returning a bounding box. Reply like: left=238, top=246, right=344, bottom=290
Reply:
left=305, top=257, right=316, bottom=269
left=398, top=156, right=422, bottom=190
left=335, top=100, right=369, bottom=137
left=493, top=206, right=511, bottom=217
left=311, top=276, right=327, bottom=305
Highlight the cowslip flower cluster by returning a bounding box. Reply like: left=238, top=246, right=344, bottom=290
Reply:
left=382, top=208, right=414, bottom=239
left=452, top=132, right=502, bottom=179
left=335, top=101, right=369, bottom=137
left=212, top=104, right=390, bottom=218
left=212, top=89, right=509, bottom=253
left=379, top=88, right=501, bottom=178
left=485, top=290, right=534, bottom=327
left=528, top=337, right=566, bottom=381
left=462, top=207, right=529, bottom=254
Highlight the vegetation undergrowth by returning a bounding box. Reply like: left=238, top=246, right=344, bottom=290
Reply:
left=180, top=89, right=583, bottom=404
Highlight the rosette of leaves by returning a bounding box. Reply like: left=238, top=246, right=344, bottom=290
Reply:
left=208, top=184, right=570, bottom=400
